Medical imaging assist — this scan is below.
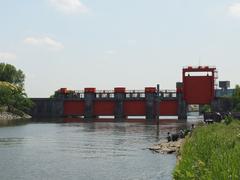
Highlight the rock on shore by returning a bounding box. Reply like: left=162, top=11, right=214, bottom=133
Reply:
left=149, top=139, right=184, bottom=154
left=0, top=111, right=31, bottom=121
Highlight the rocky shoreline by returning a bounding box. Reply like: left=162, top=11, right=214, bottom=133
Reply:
left=0, top=111, right=31, bottom=126
left=149, top=139, right=184, bottom=154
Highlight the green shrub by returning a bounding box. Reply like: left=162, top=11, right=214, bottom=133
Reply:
left=223, top=115, right=234, bottom=125
left=200, top=105, right=211, bottom=113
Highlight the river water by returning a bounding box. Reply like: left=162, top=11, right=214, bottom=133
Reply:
left=0, top=119, right=190, bottom=180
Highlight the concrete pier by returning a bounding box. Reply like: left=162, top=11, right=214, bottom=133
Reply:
left=114, top=88, right=125, bottom=119
left=176, top=82, right=187, bottom=120
left=30, top=98, right=64, bottom=118
left=84, top=88, right=96, bottom=119
left=145, top=87, right=156, bottom=120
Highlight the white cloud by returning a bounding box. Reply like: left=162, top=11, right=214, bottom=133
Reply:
left=228, top=3, right=240, bottom=17
left=50, top=0, right=88, bottom=14
left=0, top=52, right=16, bottom=60
left=24, top=36, right=64, bottom=50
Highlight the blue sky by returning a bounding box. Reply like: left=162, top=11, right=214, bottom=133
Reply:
left=1, top=0, right=240, bottom=97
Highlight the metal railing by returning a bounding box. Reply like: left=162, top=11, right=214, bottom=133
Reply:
left=183, top=65, right=216, bottom=69
left=58, top=89, right=177, bottom=99
left=159, top=90, right=177, bottom=98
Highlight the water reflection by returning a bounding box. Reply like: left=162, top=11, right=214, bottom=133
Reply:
left=0, top=137, right=24, bottom=146
left=0, top=118, right=199, bottom=180
left=0, top=118, right=29, bottom=127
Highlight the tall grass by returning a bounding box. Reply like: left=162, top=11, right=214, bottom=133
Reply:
left=173, top=120, right=240, bottom=180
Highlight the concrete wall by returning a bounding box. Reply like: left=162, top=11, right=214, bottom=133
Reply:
left=30, top=98, right=64, bottom=118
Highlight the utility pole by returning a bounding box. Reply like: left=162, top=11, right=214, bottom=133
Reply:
left=156, top=84, right=160, bottom=122
left=156, top=84, right=160, bottom=137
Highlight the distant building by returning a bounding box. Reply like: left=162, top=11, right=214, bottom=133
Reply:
left=215, top=81, right=234, bottom=97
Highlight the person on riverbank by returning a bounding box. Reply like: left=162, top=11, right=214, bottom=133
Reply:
left=167, top=125, right=195, bottom=142
left=167, top=132, right=171, bottom=142
left=190, top=124, right=195, bottom=131
left=167, top=132, right=180, bottom=142
left=179, top=129, right=185, bottom=138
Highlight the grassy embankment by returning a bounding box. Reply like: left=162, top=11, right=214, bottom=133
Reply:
left=174, top=119, right=240, bottom=179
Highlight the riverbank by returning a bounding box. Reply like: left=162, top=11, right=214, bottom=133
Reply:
left=0, top=110, right=31, bottom=126
left=149, top=139, right=184, bottom=154
left=173, top=120, right=240, bottom=179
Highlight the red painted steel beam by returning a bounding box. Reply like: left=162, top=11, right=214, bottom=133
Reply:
left=159, top=100, right=178, bottom=116
left=64, top=100, right=85, bottom=115
left=93, top=100, right=115, bottom=116
left=183, top=66, right=216, bottom=73
left=84, top=88, right=96, bottom=93
left=114, top=87, right=126, bottom=93
left=145, top=87, right=156, bottom=93
left=124, top=100, right=146, bottom=116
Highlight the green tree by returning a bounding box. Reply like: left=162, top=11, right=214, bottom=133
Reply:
left=0, top=81, right=33, bottom=115
left=0, top=85, right=12, bottom=107
left=233, top=85, right=240, bottom=98
left=232, top=85, right=240, bottom=112
left=0, top=63, right=33, bottom=115
left=0, top=63, right=25, bottom=88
